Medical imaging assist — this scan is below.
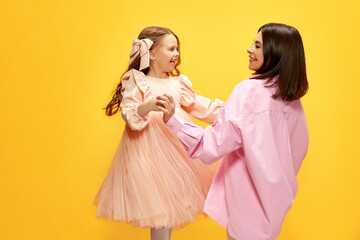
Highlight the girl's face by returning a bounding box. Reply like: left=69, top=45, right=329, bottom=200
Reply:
left=247, top=31, right=264, bottom=71
left=150, top=34, right=179, bottom=75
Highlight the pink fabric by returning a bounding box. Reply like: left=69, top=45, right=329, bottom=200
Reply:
left=120, top=69, right=223, bottom=131
left=166, top=77, right=309, bottom=240
left=128, top=39, right=153, bottom=71
left=93, top=69, right=224, bottom=230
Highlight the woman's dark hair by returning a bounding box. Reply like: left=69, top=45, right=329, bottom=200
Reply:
left=105, top=26, right=181, bottom=116
left=252, top=23, right=308, bottom=101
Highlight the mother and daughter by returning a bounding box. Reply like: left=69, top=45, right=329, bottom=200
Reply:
left=94, top=24, right=309, bottom=240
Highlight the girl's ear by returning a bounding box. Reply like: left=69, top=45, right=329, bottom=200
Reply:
left=149, top=50, right=156, bottom=60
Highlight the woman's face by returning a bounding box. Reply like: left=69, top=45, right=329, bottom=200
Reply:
left=247, top=31, right=264, bottom=71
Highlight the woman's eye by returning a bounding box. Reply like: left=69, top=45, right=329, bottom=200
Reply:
left=255, top=45, right=261, bottom=49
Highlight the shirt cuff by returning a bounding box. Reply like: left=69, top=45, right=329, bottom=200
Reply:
left=166, top=114, right=186, bottom=133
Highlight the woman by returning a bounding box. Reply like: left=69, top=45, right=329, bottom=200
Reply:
left=157, top=23, right=309, bottom=240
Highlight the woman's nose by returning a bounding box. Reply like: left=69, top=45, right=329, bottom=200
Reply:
left=247, top=47, right=253, bottom=53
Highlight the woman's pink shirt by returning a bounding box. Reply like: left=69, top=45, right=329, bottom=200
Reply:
left=166, top=78, right=309, bottom=240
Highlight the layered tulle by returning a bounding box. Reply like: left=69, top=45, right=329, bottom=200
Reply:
left=93, top=111, right=216, bottom=230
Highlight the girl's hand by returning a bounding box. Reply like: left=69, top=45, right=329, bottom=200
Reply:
left=156, top=94, right=175, bottom=123
left=137, top=98, right=161, bottom=117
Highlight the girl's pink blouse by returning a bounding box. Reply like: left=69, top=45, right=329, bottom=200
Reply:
left=120, top=69, right=223, bottom=131
left=166, top=78, right=309, bottom=240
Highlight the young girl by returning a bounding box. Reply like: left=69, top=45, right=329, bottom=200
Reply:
left=158, top=23, right=309, bottom=240
left=93, top=26, right=223, bottom=240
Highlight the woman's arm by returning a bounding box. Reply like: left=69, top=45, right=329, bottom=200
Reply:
left=157, top=86, right=243, bottom=164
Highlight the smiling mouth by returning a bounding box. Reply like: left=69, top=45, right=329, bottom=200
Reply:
left=249, top=56, right=257, bottom=62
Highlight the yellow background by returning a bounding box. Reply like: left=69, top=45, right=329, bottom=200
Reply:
left=1, top=0, right=360, bottom=239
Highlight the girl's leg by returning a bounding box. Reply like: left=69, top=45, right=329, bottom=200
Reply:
left=168, top=228, right=173, bottom=239
left=150, top=228, right=171, bottom=240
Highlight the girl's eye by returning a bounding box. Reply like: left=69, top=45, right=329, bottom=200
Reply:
left=255, top=45, right=261, bottom=49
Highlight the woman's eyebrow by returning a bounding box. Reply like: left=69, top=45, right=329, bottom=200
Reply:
left=254, top=40, right=263, bottom=45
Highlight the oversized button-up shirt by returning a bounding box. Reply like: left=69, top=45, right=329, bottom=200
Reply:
left=166, top=77, right=309, bottom=240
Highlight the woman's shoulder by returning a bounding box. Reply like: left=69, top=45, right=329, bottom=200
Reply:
left=234, top=76, right=304, bottom=114
left=233, top=77, right=263, bottom=95
left=225, top=77, right=275, bottom=114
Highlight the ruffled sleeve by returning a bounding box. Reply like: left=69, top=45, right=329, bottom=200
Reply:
left=120, top=69, right=151, bottom=131
left=179, top=75, right=224, bottom=123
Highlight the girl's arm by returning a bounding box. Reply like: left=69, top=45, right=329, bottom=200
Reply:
left=137, top=98, right=159, bottom=118
left=179, top=75, right=224, bottom=123
left=121, top=69, right=159, bottom=131
left=158, top=83, right=246, bottom=164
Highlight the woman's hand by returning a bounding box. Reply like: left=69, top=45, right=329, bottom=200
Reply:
left=137, top=98, right=161, bottom=117
left=156, top=94, right=175, bottom=123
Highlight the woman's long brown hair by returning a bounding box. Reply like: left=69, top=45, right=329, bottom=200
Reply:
left=105, top=26, right=181, bottom=116
left=252, top=23, right=308, bottom=101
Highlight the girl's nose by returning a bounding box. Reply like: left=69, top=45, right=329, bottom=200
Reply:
left=247, top=47, right=254, bottom=53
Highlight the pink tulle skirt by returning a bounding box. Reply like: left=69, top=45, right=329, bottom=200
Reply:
left=93, top=111, right=216, bottom=230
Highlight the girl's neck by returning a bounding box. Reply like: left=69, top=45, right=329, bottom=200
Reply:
left=147, top=68, right=169, bottom=79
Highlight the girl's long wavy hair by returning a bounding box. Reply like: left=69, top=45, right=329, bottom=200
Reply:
left=105, top=26, right=181, bottom=116
left=252, top=23, right=308, bottom=101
